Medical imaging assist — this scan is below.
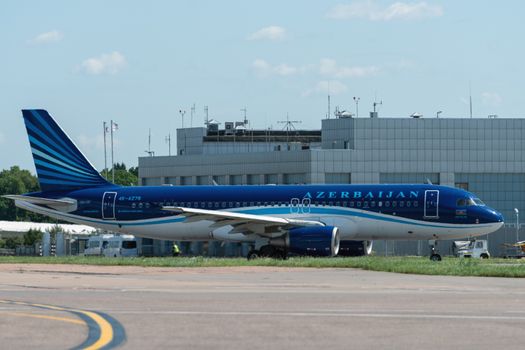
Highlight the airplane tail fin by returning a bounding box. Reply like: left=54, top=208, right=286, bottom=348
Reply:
left=21, top=109, right=112, bottom=192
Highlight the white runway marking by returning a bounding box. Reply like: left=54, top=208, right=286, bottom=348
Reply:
left=108, top=309, right=525, bottom=321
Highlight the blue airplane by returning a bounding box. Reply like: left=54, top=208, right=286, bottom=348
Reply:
left=4, top=110, right=504, bottom=261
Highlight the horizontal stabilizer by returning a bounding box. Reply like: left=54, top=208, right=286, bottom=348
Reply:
left=3, top=195, right=77, bottom=207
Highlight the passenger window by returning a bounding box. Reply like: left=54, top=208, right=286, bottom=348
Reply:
left=221, top=202, right=226, bottom=208
left=385, top=201, right=390, bottom=208
left=406, top=201, right=412, bottom=207
left=413, top=201, right=418, bottom=207
left=356, top=202, right=362, bottom=208
left=363, top=201, right=369, bottom=208
left=399, top=201, right=405, bottom=207
left=371, top=201, right=376, bottom=208
left=335, top=201, right=341, bottom=207
left=391, top=201, right=397, bottom=207
left=214, top=202, right=219, bottom=208
left=343, top=201, right=348, bottom=207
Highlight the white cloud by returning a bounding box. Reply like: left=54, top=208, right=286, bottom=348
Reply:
left=326, top=1, right=443, bottom=21
left=248, top=26, right=287, bottom=41
left=30, top=30, right=63, bottom=44
left=80, top=51, right=127, bottom=75
left=303, top=80, right=348, bottom=96
left=319, top=58, right=379, bottom=78
left=481, top=92, right=502, bottom=106
left=252, top=59, right=301, bottom=77
left=77, top=134, right=105, bottom=151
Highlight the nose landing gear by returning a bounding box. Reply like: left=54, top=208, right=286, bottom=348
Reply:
left=428, top=239, right=442, bottom=261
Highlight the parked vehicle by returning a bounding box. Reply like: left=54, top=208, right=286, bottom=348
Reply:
left=103, top=235, right=138, bottom=257
left=453, top=240, right=490, bottom=259
left=84, top=234, right=113, bottom=256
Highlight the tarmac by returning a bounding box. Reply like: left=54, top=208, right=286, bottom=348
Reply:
left=0, top=263, right=524, bottom=349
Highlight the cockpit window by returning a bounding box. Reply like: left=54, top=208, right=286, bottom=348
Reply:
left=473, top=198, right=485, bottom=206
left=466, top=198, right=476, bottom=206
left=457, top=198, right=478, bottom=207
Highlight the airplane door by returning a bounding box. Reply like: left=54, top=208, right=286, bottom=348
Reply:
left=424, top=190, right=439, bottom=218
left=102, top=192, right=117, bottom=219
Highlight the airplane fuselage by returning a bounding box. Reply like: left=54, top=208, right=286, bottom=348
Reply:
left=17, top=183, right=504, bottom=243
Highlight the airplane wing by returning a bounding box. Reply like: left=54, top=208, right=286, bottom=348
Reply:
left=162, top=206, right=324, bottom=235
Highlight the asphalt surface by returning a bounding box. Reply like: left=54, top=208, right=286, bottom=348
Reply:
left=0, top=263, right=524, bottom=350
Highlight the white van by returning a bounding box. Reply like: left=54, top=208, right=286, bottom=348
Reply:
left=84, top=234, right=114, bottom=256
left=103, top=235, right=138, bottom=257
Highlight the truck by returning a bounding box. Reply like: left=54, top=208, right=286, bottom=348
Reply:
left=453, top=240, right=490, bottom=259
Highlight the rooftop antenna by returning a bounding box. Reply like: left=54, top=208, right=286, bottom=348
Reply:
left=240, top=107, right=248, bottom=126
left=204, top=105, right=209, bottom=127
left=469, top=82, right=473, bottom=118
left=327, top=94, right=331, bottom=119
left=373, top=100, right=382, bottom=113
left=278, top=113, right=301, bottom=144
left=190, top=103, right=196, bottom=127
left=165, top=133, right=171, bottom=156
left=145, top=128, right=155, bottom=156
left=278, top=113, right=301, bottom=132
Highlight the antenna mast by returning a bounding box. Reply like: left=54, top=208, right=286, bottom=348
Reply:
left=469, top=83, right=473, bottom=118
left=145, top=128, right=155, bottom=156
left=190, top=103, right=196, bottom=127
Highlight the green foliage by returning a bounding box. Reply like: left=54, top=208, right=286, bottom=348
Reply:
left=100, top=163, right=138, bottom=186
left=1, top=237, right=24, bottom=249
left=0, top=256, right=524, bottom=277
left=23, top=229, right=43, bottom=246
left=0, top=166, right=47, bottom=221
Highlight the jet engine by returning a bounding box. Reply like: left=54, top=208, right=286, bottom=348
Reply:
left=337, top=240, right=373, bottom=256
left=269, top=226, right=340, bottom=257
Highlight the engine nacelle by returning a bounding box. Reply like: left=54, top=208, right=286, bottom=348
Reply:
left=337, top=240, right=373, bottom=256
left=270, top=226, right=340, bottom=257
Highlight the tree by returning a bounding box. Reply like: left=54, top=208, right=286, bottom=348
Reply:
left=0, top=166, right=48, bottom=221
left=101, top=164, right=138, bottom=186
left=24, top=229, right=43, bottom=246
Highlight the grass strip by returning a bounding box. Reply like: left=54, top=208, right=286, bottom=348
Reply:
left=0, top=256, right=524, bottom=277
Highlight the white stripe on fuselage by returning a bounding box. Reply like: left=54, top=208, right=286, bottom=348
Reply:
left=15, top=201, right=502, bottom=242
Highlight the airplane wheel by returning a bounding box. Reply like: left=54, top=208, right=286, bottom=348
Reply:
left=247, top=250, right=260, bottom=260
left=480, top=253, right=489, bottom=259
left=430, top=254, right=442, bottom=262
left=272, top=249, right=288, bottom=260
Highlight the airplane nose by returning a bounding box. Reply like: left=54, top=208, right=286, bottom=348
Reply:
left=489, top=209, right=504, bottom=223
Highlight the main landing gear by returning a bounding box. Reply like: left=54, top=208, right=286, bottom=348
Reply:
left=247, top=245, right=287, bottom=260
left=428, top=239, right=442, bottom=261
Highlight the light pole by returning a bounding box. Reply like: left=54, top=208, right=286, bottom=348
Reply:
left=353, top=97, right=360, bottom=118
left=179, top=109, right=186, bottom=154
left=515, top=208, right=520, bottom=242
left=436, top=110, right=442, bottom=118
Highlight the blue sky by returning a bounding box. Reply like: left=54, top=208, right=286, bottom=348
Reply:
left=1, top=1, right=523, bottom=172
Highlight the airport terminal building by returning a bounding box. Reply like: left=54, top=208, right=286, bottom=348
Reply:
left=138, top=115, right=524, bottom=257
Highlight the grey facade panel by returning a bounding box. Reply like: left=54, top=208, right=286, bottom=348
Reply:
left=139, top=116, right=525, bottom=256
